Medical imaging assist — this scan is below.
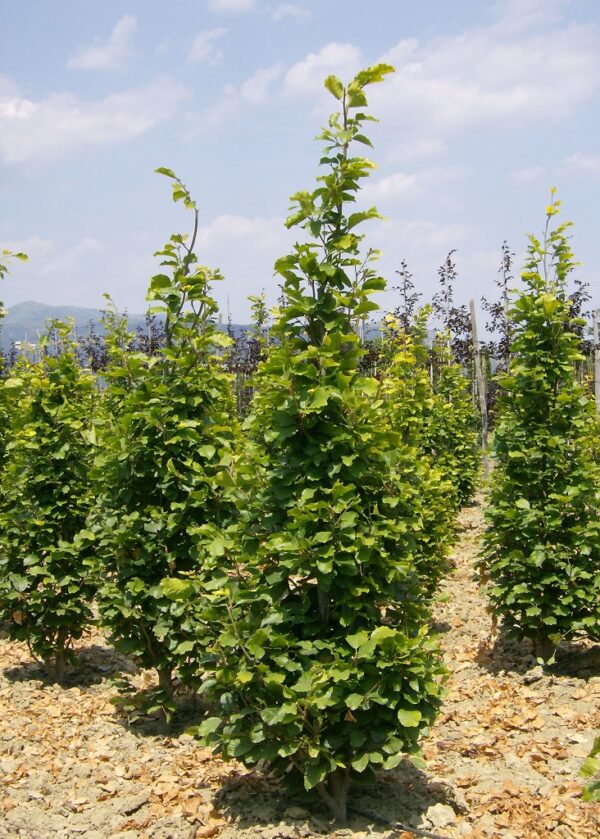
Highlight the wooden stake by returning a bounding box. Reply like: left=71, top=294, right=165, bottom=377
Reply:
left=593, top=309, right=600, bottom=414
left=470, top=300, right=489, bottom=463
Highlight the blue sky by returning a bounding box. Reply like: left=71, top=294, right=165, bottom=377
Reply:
left=2, top=0, right=600, bottom=320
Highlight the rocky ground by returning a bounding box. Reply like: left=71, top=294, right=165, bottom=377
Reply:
left=1, top=500, right=600, bottom=838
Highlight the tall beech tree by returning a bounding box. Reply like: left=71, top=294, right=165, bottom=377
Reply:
left=0, top=250, right=28, bottom=484
left=0, top=322, right=97, bottom=681
left=479, top=194, right=600, bottom=660
left=194, top=66, right=445, bottom=822
left=427, top=338, right=480, bottom=509
left=91, top=172, right=239, bottom=705
left=379, top=310, right=457, bottom=594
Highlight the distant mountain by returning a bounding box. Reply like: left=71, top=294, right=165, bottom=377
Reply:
left=1, top=301, right=386, bottom=353
left=2, top=302, right=102, bottom=348
left=0, top=301, right=252, bottom=350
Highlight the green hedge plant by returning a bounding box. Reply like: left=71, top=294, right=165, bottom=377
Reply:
left=0, top=249, right=28, bottom=485
left=427, top=336, right=480, bottom=509
left=92, top=172, right=239, bottom=707
left=379, top=309, right=456, bottom=594
left=478, top=193, right=600, bottom=661
left=0, top=321, right=97, bottom=681
left=193, top=66, right=445, bottom=823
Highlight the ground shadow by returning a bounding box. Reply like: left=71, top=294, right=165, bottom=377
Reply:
left=3, top=642, right=137, bottom=688
left=112, top=684, right=208, bottom=738
left=431, top=620, right=453, bottom=634
left=551, top=640, right=600, bottom=679
left=476, top=628, right=600, bottom=680
left=213, top=759, right=462, bottom=836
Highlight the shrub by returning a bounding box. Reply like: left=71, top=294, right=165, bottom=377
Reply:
left=91, top=172, right=240, bottom=705
left=379, top=310, right=456, bottom=593
left=478, top=194, right=600, bottom=660
left=193, top=66, right=445, bottom=822
left=581, top=733, right=600, bottom=802
left=0, top=322, right=97, bottom=680
left=427, top=337, right=480, bottom=508
left=0, top=249, right=28, bottom=486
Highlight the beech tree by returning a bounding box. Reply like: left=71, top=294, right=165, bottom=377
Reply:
left=0, top=250, right=28, bottom=483
left=427, top=339, right=480, bottom=509
left=379, top=309, right=456, bottom=594
left=92, top=172, right=239, bottom=707
left=479, top=194, right=600, bottom=660
left=194, top=66, right=445, bottom=822
left=0, top=322, right=97, bottom=681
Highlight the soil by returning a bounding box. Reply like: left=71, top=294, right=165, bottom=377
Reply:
left=1, top=499, right=599, bottom=838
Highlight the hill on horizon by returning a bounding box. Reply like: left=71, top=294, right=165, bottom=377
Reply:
left=1, top=301, right=383, bottom=352
left=0, top=301, right=252, bottom=350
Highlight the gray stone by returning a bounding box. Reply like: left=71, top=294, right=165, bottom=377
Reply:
left=117, top=790, right=150, bottom=815
left=284, top=806, right=310, bottom=821
left=523, top=665, right=544, bottom=685
left=423, top=802, right=457, bottom=830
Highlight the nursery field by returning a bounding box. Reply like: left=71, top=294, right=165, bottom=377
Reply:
left=1, top=499, right=599, bottom=839
left=2, top=63, right=600, bottom=839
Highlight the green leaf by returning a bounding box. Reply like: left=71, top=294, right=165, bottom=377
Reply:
left=397, top=708, right=422, bottom=727
left=345, top=693, right=364, bottom=710
left=305, top=387, right=333, bottom=411
left=354, top=63, right=395, bottom=88
left=159, top=577, right=194, bottom=602
left=351, top=753, right=370, bottom=772
left=304, top=761, right=328, bottom=791
left=155, top=167, right=177, bottom=179
left=347, top=631, right=369, bottom=650
left=581, top=756, right=599, bottom=778
left=197, top=717, right=221, bottom=738
left=198, top=445, right=216, bottom=459
left=324, top=75, right=344, bottom=100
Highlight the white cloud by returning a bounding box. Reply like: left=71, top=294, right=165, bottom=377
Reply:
left=190, top=64, right=282, bottom=129
left=194, top=214, right=293, bottom=314
left=208, top=0, right=255, bottom=13
left=366, top=219, right=476, bottom=314
left=0, top=76, right=188, bottom=163
left=240, top=64, right=283, bottom=104
left=376, top=219, right=472, bottom=251
left=0, top=235, right=54, bottom=262
left=564, top=152, right=600, bottom=173
left=284, top=43, right=362, bottom=97
left=0, top=235, right=103, bottom=309
left=372, top=13, right=600, bottom=133
left=388, top=138, right=447, bottom=163
left=40, top=237, right=101, bottom=276
left=189, top=27, right=228, bottom=64
left=197, top=214, right=284, bottom=248
left=363, top=167, right=464, bottom=203
left=67, top=14, right=137, bottom=71
left=1, top=235, right=100, bottom=273
left=272, top=4, right=311, bottom=22
left=492, top=0, right=571, bottom=35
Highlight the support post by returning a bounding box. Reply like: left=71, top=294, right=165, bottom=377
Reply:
left=470, top=299, right=489, bottom=465
left=593, top=309, right=600, bottom=414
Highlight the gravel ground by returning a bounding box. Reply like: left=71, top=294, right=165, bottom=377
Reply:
left=1, top=499, right=599, bottom=838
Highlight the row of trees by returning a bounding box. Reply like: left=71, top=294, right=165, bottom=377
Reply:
left=1, top=66, right=599, bottom=817
left=479, top=194, right=600, bottom=661
left=0, top=68, right=479, bottom=821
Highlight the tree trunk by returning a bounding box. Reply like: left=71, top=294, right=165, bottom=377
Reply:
left=50, top=630, right=68, bottom=683
left=533, top=633, right=555, bottom=663
left=157, top=667, right=174, bottom=698
left=317, top=767, right=350, bottom=823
